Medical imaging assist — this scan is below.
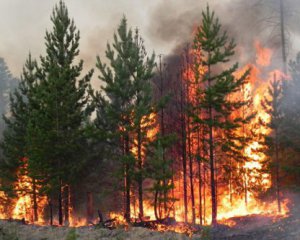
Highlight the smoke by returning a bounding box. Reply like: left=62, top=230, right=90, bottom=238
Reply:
left=0, top=0, right=300, bottom=81
left=148, top=0, right=300, bottom=68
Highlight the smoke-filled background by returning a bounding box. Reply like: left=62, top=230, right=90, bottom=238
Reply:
left=0, top=0, right=300, bottom=80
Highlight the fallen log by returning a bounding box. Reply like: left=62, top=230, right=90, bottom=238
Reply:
left=97, top=210, right=118, bottom=229
left=132, top=217, right=176, bottom=229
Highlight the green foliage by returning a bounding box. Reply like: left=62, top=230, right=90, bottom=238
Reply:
left=92, top=16, right=156, bottom=218
left=146, top=138, right=176, bottom=219
left=1, top=0, right=93, bottom=222
left=280, top=53, right=300, bottom=184
left=260, top=75, right=283, bottom=170
left=192, top=5, right=253, bottom=223
left=0, top=54, right=38, bottom=200
left=0, top=57, right=18, bottom=133
left=34, top=0, right=93, bottom=188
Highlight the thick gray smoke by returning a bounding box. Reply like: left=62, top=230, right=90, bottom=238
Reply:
left=147, top=0, right=300, bottom=68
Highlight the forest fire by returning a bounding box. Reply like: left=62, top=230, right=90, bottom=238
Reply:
left=163, top=39, right=291, bottom=227
left=0, top=37, right=290, bottom=232
left=1, top=2, right=300, bottom=240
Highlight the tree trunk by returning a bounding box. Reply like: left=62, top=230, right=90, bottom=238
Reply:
left=87, top=192, right=94, bottom=223
left=185, top=46, right=196, bottom=224
left=58, top=181, right=63, bottom=225
left=180, top=76, right=188, bottom=223
left=158, top=54, right=168, bottom=215
left=275, top=129, right=281, bottom=213
left=49, top=198, right=53, bottom=225
left=188, top=127, right=196, bottom=224
left=229, top=159, right=233, bottom=206
left=197, top=128, right=203, bottom=225
left=124, top=133, right=131, bottom=223
left=32, top=178, right=38, bottom=222
left=279, top=0, right=287, bottom=74
left=137, top=124, right=144, bottom=218
left=207, top=54, right=217, bottom=226
left=209, top=120, right=217, bottom=226
left=154, top=181, right=161, bottom=220
left=64, top=185, right=70, bottom=226
left=244, top=171, right=248, bottom=207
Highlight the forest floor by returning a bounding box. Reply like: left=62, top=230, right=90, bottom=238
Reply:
left=214, top=214, right=300, bottom=240
left=1, top=192, right=300, bottom=240
left=0, top=213, right=299, bottom=240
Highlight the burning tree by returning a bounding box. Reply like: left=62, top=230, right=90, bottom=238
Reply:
left=191, top=6, right=252, bottom=225
left=1, top=0, right=93, bottom=225
left=261, top=74, right=284, bottom=213
left=280, top=53, right=300, bottom=186
left=1, top=55, right=39, bottom=220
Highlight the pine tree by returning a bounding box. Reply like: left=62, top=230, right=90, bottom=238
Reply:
left=281, top=53, right=300, bottom=186
left=30, top=0, right=93, bottom=225
left=93, top=17, right=156, bottom=222
left=192, top=6, right=251, bottom=225
left=130, top=29, right=156, bottom=218
left=261, top=73, right=283, bottom=213
left=146, top=139, right=175, bottom=220
left=1, top=54, right=39, bottom=219
left=0, top=58, right=18, bottom=135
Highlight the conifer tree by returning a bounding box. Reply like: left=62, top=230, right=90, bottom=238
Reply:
left=261, top=74, right=283, bottom=213
left=281, top=53, right=300, bottom=186
left=193, top=6, right=251, bottom=225
left=1, top=54, right=39, bottom=219
left=0, top=58, right=18, bottom=135
left=31, top=0, right=93, bottom=225
left=146, top=139, right=175, bottom=220
left=131, top=29, right=156, bottom=218
left=93, top=17, right=156, bottom=221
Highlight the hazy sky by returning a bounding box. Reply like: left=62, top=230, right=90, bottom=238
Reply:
left=0, top=0, right=299, bottom=80
left=0, top=0, right=236, bottom=78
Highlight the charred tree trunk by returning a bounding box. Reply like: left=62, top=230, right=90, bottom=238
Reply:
left=197, top=128, right=203, bottom=225
left=244, top=171, right=248, bottom=207
left=137, top=124, right=144, bottom=218
left=184, top=47, right=196, bottom=224
left=87, top=192, right=94, bottom=223
left=207, top=53, right=217, bottom=226
left=154, top=181, right=161, bottom=220
left=203, top=164, right=206, bottom=224
left=275, top=129, right=281, bottom=213
left=64, top=185, right=70, bottom=226
left=32, top=178, right=38, bottom=222
left=58, top=181, right=63, bottom=225
left=158, top=54, right=168, bottom=214
left=124, top=133, right=131, bottom=223
left=49, top=198, right=53, bottom=225
left=229, top=159, right=233, bottom=206
left=180, top=75, right=188, bottom=223
left=187, top=127, right=196, bottom=224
